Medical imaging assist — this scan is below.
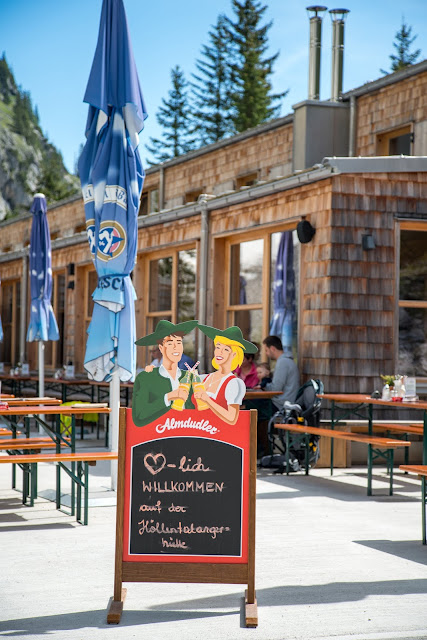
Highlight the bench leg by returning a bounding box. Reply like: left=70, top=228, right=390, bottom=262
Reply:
left=30, top=462, right=36, bottom=507
left=22, top=463, right=29, bottom=504
left=76, top=461, right=82, bottom=523
left=84, top=462, right=89, bottom=525
left=305, top=433, right=309, bottom=475
left=286, top=430, right=290, bottom=475
left=422, top=476, right=426, bottom=545
left=367, top=444, right=373, bottom=496
left=71, top=415, right=76, bottom=516
left=75, top=461, right=90, bottom=526
left=388, top=449, right=394, bottom=496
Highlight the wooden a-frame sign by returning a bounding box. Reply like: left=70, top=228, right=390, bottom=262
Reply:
left=107, top=407, right=258, bottom=627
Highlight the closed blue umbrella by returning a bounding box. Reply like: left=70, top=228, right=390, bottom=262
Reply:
left=270, top=231, right=296, bottom=357
left=26, top=193, right=59, bottom=396
left=78, top=0, right=147, bottom=384
left=78, top=0, right=147, bottom=479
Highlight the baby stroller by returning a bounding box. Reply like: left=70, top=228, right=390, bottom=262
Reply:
left=259, top=378, right=324, bottom=473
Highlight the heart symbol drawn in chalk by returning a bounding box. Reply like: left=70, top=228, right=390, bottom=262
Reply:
left=144, top=453, right=166, bottom=475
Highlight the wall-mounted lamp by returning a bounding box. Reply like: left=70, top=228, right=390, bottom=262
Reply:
left=297, top=220, right=316, bottom=243
left=67, top=263, right=75, bottom=276
left=67, top=281, right=75, bottom=290
left=362, top=233, right=375, bottom=251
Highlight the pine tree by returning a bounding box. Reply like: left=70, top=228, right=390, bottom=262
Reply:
left=225, top=0, right=287, bottom=133
left=0, top=53, right=17, bottom=103
left=146, top=66, right=196, bottom=164
left=191, top=14, right=235, bottom=145
left=382, top=19, right=421, bottom=74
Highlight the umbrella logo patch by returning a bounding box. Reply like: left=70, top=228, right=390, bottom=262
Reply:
left=86, top=218, right=96, bottom=257
left=97, top=220, right=127, bottom=261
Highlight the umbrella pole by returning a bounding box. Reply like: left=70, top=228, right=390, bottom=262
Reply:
left=38, top=341, right=45, bottom=433
left=109, top=369, right=120, bottom=490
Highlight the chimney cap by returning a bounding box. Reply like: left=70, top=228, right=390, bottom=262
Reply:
left=329, top=8, right=350, bottom=21
left=306, top=5, right=328, bottom=17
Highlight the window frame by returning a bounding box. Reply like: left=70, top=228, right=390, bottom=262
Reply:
left=223, top=225, right=297, bottom=360
left=139, top=242, right=198, bottom=365
left=397, top=220, right=427, bottom=382
left=0, top=278, right=21, bottom=366
left=376, top=124, right=413, bottom=156
left=44, top=269, right=67, bottom=369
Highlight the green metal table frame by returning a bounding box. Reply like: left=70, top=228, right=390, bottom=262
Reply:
left=328, top=398, right=427, bottom=496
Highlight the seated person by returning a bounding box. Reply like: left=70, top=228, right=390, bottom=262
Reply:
left=262, top=335, right=299, bottom=412
left=256, top=362, right=272, bottom=388
left=234, top=353, right=259, bottom=389
left=149, top=346, right=162, bottom=367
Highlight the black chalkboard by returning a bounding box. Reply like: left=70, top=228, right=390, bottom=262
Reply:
left=129, top=437, right=243, bottom=557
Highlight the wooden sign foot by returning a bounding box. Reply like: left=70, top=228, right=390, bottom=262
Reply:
left=245, top=589, right=258, bottom=627
left=107, top=588, right=127, bottom=624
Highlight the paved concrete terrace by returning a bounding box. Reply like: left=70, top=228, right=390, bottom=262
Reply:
left=1, top=444, right=427, bottom=640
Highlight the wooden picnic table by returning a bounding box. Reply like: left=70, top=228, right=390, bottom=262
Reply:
left=319, top=393, right=427, bottom=466
left=0, top=403, right=111, bottom=522
left=0, top=373, right=132, bottom=404
left=244, top=390, right=281, bottom=400
left=4, top=397, right=62, bottom=407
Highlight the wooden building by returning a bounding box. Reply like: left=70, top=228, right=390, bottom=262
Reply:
left=1, top=60, right=427, bottom=395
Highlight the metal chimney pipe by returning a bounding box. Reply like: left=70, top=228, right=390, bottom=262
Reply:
left=306, top=6, right=327, bottom=100
left=330, top=8, right=349, bottom=101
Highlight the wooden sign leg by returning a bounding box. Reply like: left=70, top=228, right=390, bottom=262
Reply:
left=245, top=410, right=258, bottom=627
left=245, top=588, right=258, bottom=628
left=107, top=587, right=127, bottom=624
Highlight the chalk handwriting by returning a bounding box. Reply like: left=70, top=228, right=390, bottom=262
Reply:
left=142, top=480, right=225, bottom=493
left=138, top=500, right=162, bottom=514
left=162, top=537, right=188, bottom=549
left=168, top=503, right=187, bottom=512
left=178, top=456, right=211, bottom=473
left=143, top=452, right=213, bottom=476
left=143, top=453, right=166, bottom=475
left=139, top=519, right=231, bottom=540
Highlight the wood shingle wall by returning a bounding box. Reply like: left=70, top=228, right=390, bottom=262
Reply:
left=356, top=71, right=427, bottom=156
left=302, top=171, right=427, bottom=393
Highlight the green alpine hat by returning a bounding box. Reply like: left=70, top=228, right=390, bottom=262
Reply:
left=135, top=320, right=198, bottom=346
left=198, top=324, right=258, bottom=354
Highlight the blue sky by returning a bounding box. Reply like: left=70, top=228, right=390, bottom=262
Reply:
left=0, top=0, right=426, bottom=172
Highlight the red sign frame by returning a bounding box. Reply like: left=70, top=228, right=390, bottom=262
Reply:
left=123, top=408, right=251, bottom=563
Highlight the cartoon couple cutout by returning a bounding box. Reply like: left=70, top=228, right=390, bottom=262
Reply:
left=132, top=320, right=258, bottom=427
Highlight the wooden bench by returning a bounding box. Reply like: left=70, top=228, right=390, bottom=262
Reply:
left=274, top=423, right=411, bottom=496
left=0, top=437, right=67, bottom=451
left=0, top=429, right=21, bottom=437
left=349, top=423, right=423, bottom=466
left=0, top=451, right=118, bottom=524
left=399, top=465, right=427, bottom=544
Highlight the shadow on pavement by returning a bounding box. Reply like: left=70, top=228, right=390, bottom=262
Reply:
left=257, top=469, right=421, bottom=503
left=0, top=608, right=234, bottom=636
left=1, top=578, right=427, bottom=635
left=354, top=539, right=427, bottom=565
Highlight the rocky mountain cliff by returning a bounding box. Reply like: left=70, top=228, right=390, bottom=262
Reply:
left=0, top=54, right=79, bottom=220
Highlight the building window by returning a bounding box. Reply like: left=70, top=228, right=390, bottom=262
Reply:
left=44, top=271, right=66, bottom=369
left=398, top=226, right=427, bottom=376
left=236, top=172, right=259, bottom=190
left=185, top=189, right=204, bottom=204
left=224, top=229, right=299, bottom=358
left=377, top=125, right=413, bottom=156
left=142, top=246, right=197, bottom=364
left=0, top=279, right=21, bottom=366
left=140, top=187, right=160, bottom=216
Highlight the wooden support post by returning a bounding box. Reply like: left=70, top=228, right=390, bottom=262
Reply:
left=245, top=411, right=258, bottom=627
